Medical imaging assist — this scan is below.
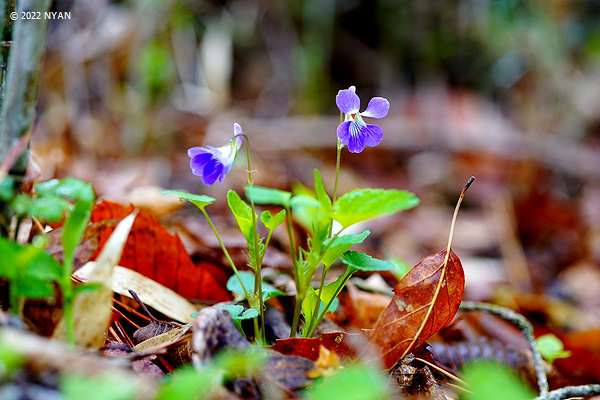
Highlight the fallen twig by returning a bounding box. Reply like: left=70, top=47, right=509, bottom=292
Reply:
left=459, top=301, right=548, bottom=396
left=533, top=384, right=600, bottom=400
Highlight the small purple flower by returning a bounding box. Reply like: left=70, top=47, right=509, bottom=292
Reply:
left=188, top=123, right=243, bottom=185
left=336, top=86, right=390, bottom=153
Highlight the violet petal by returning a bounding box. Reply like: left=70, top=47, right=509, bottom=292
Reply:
left=362, top=124, right=384, bottom=147
left=202, top=160, right=223, bottom=186
left=346, top=133, right=366, bottom=153
left=188, top=146, right=209, bottom=158
left=336, top=88, right=360, bottom=114
left=190, top=153, right=213, bottom=176
left=361, top=97, right=390, bottom=119
left=233, top=123, right=244, bottom=137
left=336, top=121, right=352, bottom=142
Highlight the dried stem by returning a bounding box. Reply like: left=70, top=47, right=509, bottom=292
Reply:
left=533, top=384, right=600, bottom=400
left=400, top=176, right=474, bottom=360
left=459, top=301, right=548, bottom=396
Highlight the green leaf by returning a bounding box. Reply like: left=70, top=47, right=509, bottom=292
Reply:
left=333, top=189, right=419, bottom=228
left=33, top=177, right=94, bottom=204
left=54, top=177, right=96, bottom=203
left=138, top=40, right=173, bottom=95
left=260, top=209, right=286, bottom=232
left=61, top=373, right=137, bottom=400
left=227, top=190, right=255, bottom=241
left=389, top=257, right=412, bottom=280
left=461, top=361, right=535, bottom=400
left=0, top=238, right=62, bottom=299
left=0, top=340, right=23, bottom=378
left=156, top=366, right=212, bottom=400
left=314, top=169, right=332, bottom=212
left=11, top=193, right=71, bottom=221
left=72, top=283, right=104, bottom=297
left=62, top=189, right=95, bottom=275
left=341, top=251, right=395, bottom=273
left=290, top=195, right=321, bottom=230
left=28, top=196, right=72, bottom=222
left=536, top=334, right=571, bottom=364
left=305, top=363, right=388, bottom=400
left=212, top=348, right=266, bottom=374
left=226, top=271, right=284, bottom=301
left=313, top=170, right=333, bottom=241
left=0, top=176, right=15, bottom=201
left=291, top=182, right=314, bottom=197
left=301, top=286, right=339, bottom=325
left=218, top=304, right=259, bottom=320
left=245, top=186, right=291, bottom=207
left=321, top=230, right=370, bottom=268
left=33, top=179, right=60, bottom=197
left=161, top=189, right=215, bottom=210
left=240, top=308, right=260, bottom=319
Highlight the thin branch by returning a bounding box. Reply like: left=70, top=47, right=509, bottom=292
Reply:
left=533, top=384, right=600, bottom=400
left=459, top=301, right=548, bottom=396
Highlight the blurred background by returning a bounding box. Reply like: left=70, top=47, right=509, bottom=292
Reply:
left=28, top=0, right=600, bottom=352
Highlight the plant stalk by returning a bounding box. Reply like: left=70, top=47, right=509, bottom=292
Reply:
left=285, top=205, right=302, bottom=337
left=332, top=138, right=342, bottom=206
left=307, top=271, right=352, bottom=338
left=305, top=268, right=328, bottom=337
left=200, top=207, right=249, bottom=299
left=242, top=134, right=265, bottom=343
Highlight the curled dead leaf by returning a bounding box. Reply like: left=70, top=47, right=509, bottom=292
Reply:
left=53, top=212, right=137, bottom=348
left=370, top=249, right=465, bottom=369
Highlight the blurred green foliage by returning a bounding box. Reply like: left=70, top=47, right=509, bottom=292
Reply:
left=536, top=333, right=571, bottom=364
left=119, top=0, right=600, bottom=129
left=61, top=374, right=136, bottom=400
left=460, top=361, right=535, bottom=400
left=304, top=363, right=388, bottom=400
left=38, top=0, right=600, bottom=159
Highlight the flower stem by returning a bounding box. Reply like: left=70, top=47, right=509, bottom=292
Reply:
left=305, top=267, right=328, bottom=337
left=199, top=207, right=249, bottom=300
left=306, top=271, right=351, bottom=338
left=290, top=291, right=304, bottom=338
left=302, top=229, right=343, bottom=337
left=242, top=134, right=265, bottom=343
left=285, top=205, right=302, bottom=337
left=332, top=138, right=342, bottom=206
left=63, top=291, right=75, bottom=348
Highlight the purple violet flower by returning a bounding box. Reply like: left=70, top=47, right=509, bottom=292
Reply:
left=336, top=86, right=390, bottom=153
left=188, top=123, right=243, bottom=185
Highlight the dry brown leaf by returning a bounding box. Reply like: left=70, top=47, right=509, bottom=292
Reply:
left=52, top=212, right=137, bottom=348
left=370, top=249, right=465, bottom=369
left=370, top=178, right=472, bottom=369
left=74, top=263, right=197, bottom=323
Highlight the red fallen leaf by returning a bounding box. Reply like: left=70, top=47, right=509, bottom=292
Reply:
left=371, top=178, right=473, bottom=370
left=269, top=332, right=362, bottom=362
left=90, top=201, right=230, bottom=302
left=370, top=249, right=464, bottom=369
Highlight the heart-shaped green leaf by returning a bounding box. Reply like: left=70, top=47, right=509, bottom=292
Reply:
left=321, top=230, right=370, bottom=268
left=245, top=186, right=291, bottom=207
left=341, top=251, right=395, bottom=273
left=226, top=271, right=284, bottom=301
left=334, top=189, right=419, bottom=228
left=161, top=189, right=215, bottom=210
